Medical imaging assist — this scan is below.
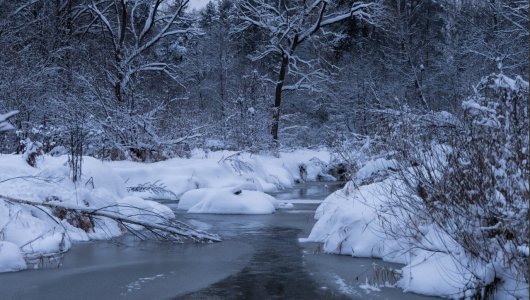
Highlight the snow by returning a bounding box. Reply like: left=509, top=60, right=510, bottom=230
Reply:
left=308, top=180, right=405, bottom=262
left=0, top=110, right=18, bottom=132
left=0, top=154, right=158, bottom=272
left=0, top=241, right=27, bottom=272
left=180, top=188, right=277, bottom=214
left=397, top=251, right=485, bottom=299
left=118, top=196, right=175, bottom=225
left=305, top=172, right=523, bottom=299
left=517, top=245, right=529, bottom=256
left=111, top=148, right=332, bottom=197
left=354, top=157, right=397, bottom=182
left=0, top=148, right=335, bottom=272
left=334, top=275, right=359, bottom=296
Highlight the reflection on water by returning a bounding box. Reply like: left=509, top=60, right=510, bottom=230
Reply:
left=174, top=182, right=440, bottom=300
left=269, top=181, right=345, bottom=201
left=174, top=226, right=350, bottom=300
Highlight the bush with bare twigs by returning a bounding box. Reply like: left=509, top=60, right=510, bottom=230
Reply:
left=382, top=73, right=528, bottom=297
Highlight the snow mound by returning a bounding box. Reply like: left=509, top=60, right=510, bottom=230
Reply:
left=308, top=181, right=404, bottom=261
left=397, top=251, right=490, bottom=299
left=113, top=149, right=333, bottom=198
left=180, top=188, right=277, bottom=214
left=0, top=241, right=27, bottom=272
left=0, top=154, right=176, bottom=272
left=354, top=158, right=397, bottom=183
left=306, top=178, right=511, bottom=299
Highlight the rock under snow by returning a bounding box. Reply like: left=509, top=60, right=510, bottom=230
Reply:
left=179, top=188, right=277, bottom=214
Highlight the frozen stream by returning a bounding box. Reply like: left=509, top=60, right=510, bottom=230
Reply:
left=0, top=182, right=439, bottom=300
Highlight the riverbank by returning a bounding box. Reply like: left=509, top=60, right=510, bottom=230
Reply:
left=0, top=149, right=337, bottom=272
left=0, top=182, right=439, bottom=300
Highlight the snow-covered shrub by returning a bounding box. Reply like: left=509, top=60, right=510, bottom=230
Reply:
left=20, top=138, right=43, bottom=167
left=14, top=122, right=66, bottom=155
left=386, top=73, right=528, bottom=298
left=327, top=131, right=395, bottom=184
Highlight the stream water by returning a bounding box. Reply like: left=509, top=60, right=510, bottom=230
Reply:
left=0, top=182, right=439, bottom=300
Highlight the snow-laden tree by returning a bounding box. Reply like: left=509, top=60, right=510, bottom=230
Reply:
left=82, top=0, right=193, bottom=103
left=384, top=73, right=529, bottom=297
left=234, top=0, right=383, bottom=146
left=76, top=0, right=197, bottom=159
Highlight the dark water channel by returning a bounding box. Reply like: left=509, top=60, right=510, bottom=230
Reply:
left=0, top=182, right=439, bottom=300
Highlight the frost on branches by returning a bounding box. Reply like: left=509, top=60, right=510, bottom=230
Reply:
left=388, top=73, right=528, bottom=298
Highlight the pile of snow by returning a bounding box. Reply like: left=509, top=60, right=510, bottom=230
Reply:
left=308, top=180, right=405, bottom=262
left=0, top=242, right=26, bottom=272
left=111, top=148, right=333, bottom=198
left=353, top=157, right=397, bottom=184
left=0, top=154, right=172, bottom=273
left=178, top=187, right=277, bottom=214
left=0, top=148, right=335, bottom=272
left=305, top=170, right=527, bottom=299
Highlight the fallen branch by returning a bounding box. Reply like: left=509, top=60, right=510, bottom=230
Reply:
left=0, top=194, right=221, bottom=243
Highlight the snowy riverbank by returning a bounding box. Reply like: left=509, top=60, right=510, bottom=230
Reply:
left=0, top=149, right=336, bottom=273
left=304, top=157, right=529, bottom=300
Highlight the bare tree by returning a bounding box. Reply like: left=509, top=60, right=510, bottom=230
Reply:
left=82, top=0, right=193, bottom=104
left=234, top=0, right=383, bottom=146
left=76, top=0, right=197, bottom=158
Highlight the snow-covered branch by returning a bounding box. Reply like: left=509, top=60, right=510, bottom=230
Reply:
left=0, top=194, right=221, bottom=243
left=0, top=110, right=19, bottom=132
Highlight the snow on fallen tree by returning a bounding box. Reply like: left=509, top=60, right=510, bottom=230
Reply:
left=0, top=154, right=223, bottom=273
left=0, top=194, right=221, bottom=243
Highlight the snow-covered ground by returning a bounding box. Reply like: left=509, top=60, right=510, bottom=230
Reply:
left=0, top=149, right=334, bottom=273
left=304, top=157, right=529, bottom=300
left=111, top=148, right=332, bottom=197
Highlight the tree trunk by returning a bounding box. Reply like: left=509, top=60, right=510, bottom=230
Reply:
left=114, top=0, right=127, bottom=103
left=271, top=55, right=289, bottom=146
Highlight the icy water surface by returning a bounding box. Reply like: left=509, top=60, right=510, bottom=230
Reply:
left=0, top=181, right=439, bottom=300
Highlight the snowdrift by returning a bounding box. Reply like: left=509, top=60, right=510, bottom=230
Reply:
left=0, top=148, right=334, bottom=272
left=179, top=187, right=277, bottom=214
left=0, top=155, right=137, bottom=272
left=305, top=157, right=528, bottom=299
left=111, top=149, right=333, bottom=199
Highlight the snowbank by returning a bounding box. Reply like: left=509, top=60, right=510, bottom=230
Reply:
left=0, top=155, right=172, bottom=272
left=111, top=148, right=333, bottom=199
left=0, top=148, right=335, bottom=272
left=179, top=188, right=277, bottom=214
left=0, top=242, right=26, bottom=273
left=308, top=180, right=406, bottom=263
left=354, top=157, right=397, bottom=183
left=305, top=157, right=525, bottom=299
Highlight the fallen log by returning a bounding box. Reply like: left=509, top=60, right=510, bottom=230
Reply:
left=0, top=194, right=221, bottom=243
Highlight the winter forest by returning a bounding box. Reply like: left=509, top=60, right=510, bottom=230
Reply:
left=0, top=0, right=528, bottom=299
